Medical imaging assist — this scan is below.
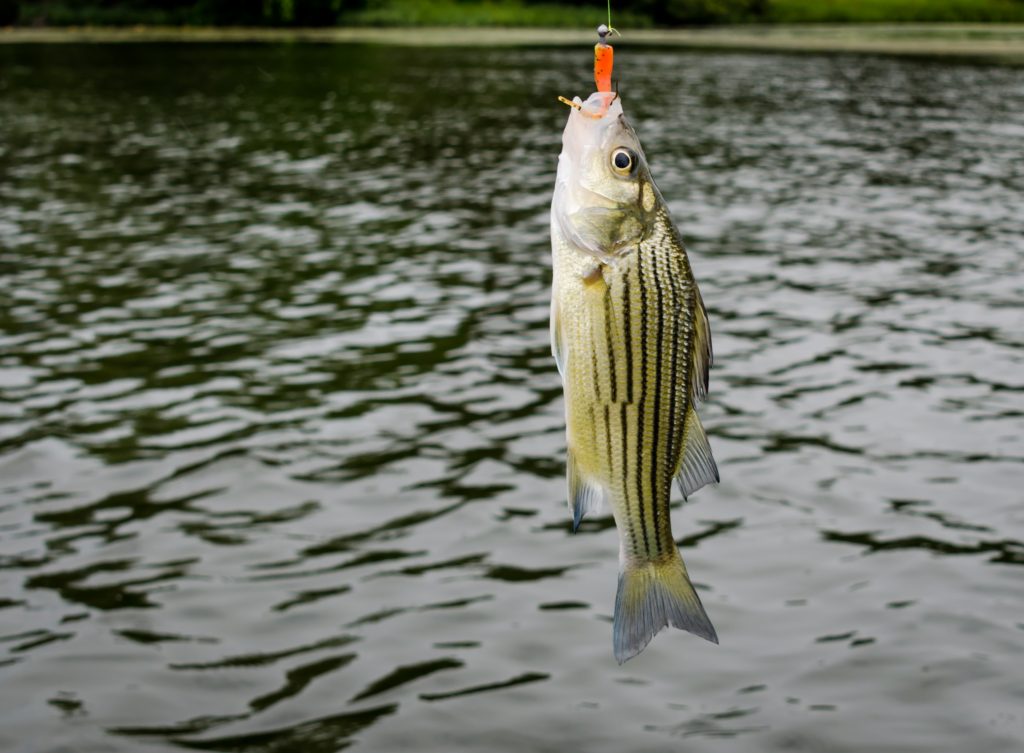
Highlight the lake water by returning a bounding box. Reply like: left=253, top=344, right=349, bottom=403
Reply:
left=1, top=42, right=1022, bottom=753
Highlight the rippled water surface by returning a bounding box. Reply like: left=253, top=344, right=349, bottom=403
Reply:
left=1, top=42, right=1023, bottom=752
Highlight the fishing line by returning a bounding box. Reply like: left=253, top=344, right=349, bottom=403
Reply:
left=605, top=0, right=620, bottom=36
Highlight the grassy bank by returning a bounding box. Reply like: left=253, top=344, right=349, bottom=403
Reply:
left=9, top=0, right=1024, bottom=28
left=768, top=0, right=1024, bottom=23
left=4, top=24, right=1024, bottom=65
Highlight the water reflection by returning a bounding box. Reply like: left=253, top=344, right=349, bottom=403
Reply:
left=0, top=42, right=1022, bottom=753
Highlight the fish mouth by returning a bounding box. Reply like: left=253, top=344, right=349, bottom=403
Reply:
left=576, top=91, right=619, bottom=120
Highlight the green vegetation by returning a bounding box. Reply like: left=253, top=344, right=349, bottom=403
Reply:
left=768, top=0, right=1024, bottom=23
left=7, top=0, right=1024, bottom=27
left=340, top=1, right=650, bottom=28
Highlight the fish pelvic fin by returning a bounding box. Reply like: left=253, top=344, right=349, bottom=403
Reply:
left=612, top=553, right=718, bottom=664
left=567, top=448, right=602, bottom=532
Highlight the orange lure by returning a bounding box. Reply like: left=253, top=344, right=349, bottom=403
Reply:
left=593, top=24, right=614, bottom=93
left=557, top=24, right=618, bottom=115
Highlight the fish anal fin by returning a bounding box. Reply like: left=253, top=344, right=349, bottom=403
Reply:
left=567, top=448, right=603, bottom=532
left=674, top=407, right=719, bottom=500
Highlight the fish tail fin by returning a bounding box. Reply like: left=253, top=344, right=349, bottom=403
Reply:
left=612, top=552, right=718, bottom=663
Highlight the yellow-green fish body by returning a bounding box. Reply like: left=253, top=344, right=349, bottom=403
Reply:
left=551, top=92, right=719, bottom=662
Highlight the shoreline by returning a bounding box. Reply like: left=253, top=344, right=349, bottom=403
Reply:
left=2, top=24, right=1024, bottom=62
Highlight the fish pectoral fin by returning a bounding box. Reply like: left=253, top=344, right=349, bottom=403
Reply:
left=567, top=448, right=603, bottom=532
left=550, top=296, right=566, bottom=381
left=674, top=407, right=720, bottom=500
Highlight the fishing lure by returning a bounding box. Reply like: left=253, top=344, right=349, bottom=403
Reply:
left=558, top=23, right=618, bottom=112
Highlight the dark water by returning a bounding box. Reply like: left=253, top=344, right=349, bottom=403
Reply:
left=1, top=42, right=1023, bottom=752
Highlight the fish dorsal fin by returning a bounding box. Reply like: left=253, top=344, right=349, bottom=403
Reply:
left=550, top=296, right=566, bottom=381
left=567, top=448, right=603, bottom=531
left=675, top=407, right=719, bottom=500
left=690, top=289, right=712, bottom=405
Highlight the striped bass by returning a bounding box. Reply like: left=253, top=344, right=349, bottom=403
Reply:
left=550, top=91, right=720, bottom=663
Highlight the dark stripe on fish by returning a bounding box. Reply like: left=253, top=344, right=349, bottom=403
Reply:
left=620, top=399, right=639, bottom=553
left=604, top=287, right=617, bottom=404
left=636, top=256, right=651, bottom=558
left=623, top=277, right=633, bottom=404
left=665, top=260, right=681, bottom=488
left=649, top=248, right=664, bottom=551
left=603, top=404, right=612, bottom=474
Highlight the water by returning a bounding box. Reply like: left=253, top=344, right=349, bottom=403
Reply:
left=1, top=42, right=1023, bottom=753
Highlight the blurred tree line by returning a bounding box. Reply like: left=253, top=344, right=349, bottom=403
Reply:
left=2, top=0, right=767, bottom=27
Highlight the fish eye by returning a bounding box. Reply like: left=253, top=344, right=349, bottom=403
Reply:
left=611, top=148, right=636, bottom=175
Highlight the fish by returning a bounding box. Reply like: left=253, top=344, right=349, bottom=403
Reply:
left=550, top=90, right=720, bottom=663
